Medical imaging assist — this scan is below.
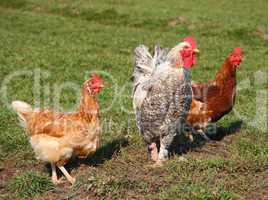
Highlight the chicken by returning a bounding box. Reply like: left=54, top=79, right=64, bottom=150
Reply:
left=133, top=37, right=199, bottom=166
left=186, top=48, right=243, bottom=140
left=11, top=74, right=103, bottom=185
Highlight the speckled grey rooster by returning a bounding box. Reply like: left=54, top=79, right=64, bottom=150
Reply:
left=132, top=37, right=199, bottom=166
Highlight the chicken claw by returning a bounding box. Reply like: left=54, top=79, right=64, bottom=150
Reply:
left=52, top=177, right=64, bottom=185
left=186, top=133, right=194, bottom=142
left=149, top=159, right=165, bottom=168
left=148, top=143, right=158, bottom=162
left=155, top=159, right=164, bottom=166
left=197, top=130, right=211, bottom=141
left=51, top=163, right=63, bottom=185
left=58, top=166, right=76, bottom=185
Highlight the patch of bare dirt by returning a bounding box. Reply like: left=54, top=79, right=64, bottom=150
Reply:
left=168, top=16, right=187, bottom=27
left=246, top=186, right=268, bottom=200
left=253, top=26, right=268, bottom=41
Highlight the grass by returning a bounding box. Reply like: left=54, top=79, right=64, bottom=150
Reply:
left=0, top=0, right=267, bottom=199
left=7, top=171, right=53, bottom=198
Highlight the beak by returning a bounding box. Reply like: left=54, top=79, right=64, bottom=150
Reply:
left=193, top=48, right=200, bottom=53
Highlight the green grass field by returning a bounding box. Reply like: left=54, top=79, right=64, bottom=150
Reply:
left=0, top=0, right=268, bottom=199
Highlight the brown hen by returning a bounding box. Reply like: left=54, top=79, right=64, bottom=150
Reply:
left=186, top=48, right=243, bottom=140
left=12, top=74, right=103, bottom=185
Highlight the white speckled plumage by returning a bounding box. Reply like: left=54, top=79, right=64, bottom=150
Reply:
left=133, top=43, right=192, bottom=161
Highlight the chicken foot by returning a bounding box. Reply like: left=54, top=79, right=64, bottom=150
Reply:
left=58, top=166, right=76, bottom=185
left=152, top=149, right=167, bottom=167
left=197, top=129, right=211, bottom=141
left=148, top=143, right=158, bottom=161
left=187, top=125, right=211, bottom=142
left=50, top=163, right=75, bottom=185
left=153, top=141, right=169, bottom=167
left=51, top=163, right=63, bottom=185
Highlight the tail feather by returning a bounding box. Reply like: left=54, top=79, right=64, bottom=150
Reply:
left=133, top=44, right=168, bottom=83
left=133, top=44, right=170, bottom=109
left=134, top=45, right=153, bottom=76
left=12, top=101, right=33, bottom=124
left=153, top=44, right=169, bottom=66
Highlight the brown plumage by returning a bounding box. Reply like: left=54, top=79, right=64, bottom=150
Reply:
left=12, top=74, right=103, bottom=185
left=186, top=48, right=243, bottom=139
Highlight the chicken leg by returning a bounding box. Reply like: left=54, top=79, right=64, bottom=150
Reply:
left=197, top=129, right=211, bottom=141
left=51, top=163, right=75, bottom=185
left=148, top=143, right=158, bottom=161
left=51, top=163, right=63, bottom=185
left=187, top=124, right=211, bottom=142
left=58, top=166, right=76, bottom=185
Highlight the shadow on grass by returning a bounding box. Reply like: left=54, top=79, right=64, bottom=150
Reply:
left=45, top=121, right=242, bottom=174
left=210, top=120, right=243, bottom=141
left=83, top=137, right=129, bottom=166
left=171, top=120, right=243, bottom=155
left=45, top=137, right=129, bottom=177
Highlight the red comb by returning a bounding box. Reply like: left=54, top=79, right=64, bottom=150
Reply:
left=183, top=36, right=197, bottom=49
left=232, top=47, right=242, bottom=55
left=88, top=73, right=103, bottom=93
left=229, top=47, right=242, bottom=66
left=91, top=73, right=102, bottom=83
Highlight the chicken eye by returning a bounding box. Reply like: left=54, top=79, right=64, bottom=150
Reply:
left=183, top=46, right=190, bottom=50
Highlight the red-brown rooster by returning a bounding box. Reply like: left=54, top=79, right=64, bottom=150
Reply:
left=12, top=74, right=103, bottom=185
left=186, top=48, right=243, bottom=140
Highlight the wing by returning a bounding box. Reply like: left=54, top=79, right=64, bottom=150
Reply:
left=162, top=68, right=192, bottom=128
left=27, top=111, right=85, bottom=138
left=191, top=81, right=220, bottom=103
left=159, top=68, right=192, bottom=150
